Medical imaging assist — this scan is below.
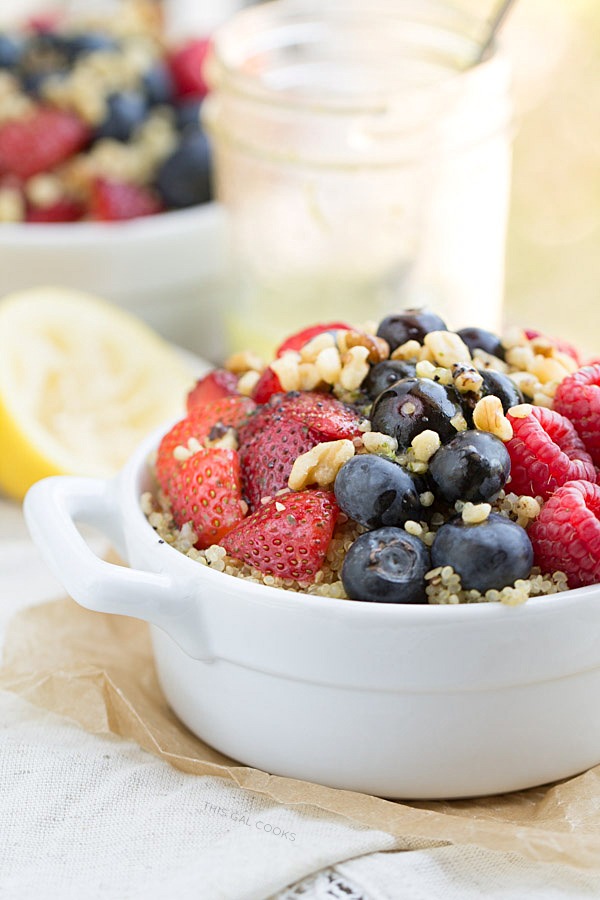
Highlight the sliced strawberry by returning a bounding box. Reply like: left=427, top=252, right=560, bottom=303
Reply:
left=0, top=108, right=90, bottom=180
left=240, top=418, right=317, bottom=510
left=251, top=366, right=283, bottom=404
left=90, top=177, right=163, bottom=221
left=187, top=369, right=239, bottom=411
left=275, top=322, right=351, bottom=357
left=168, top=38, right=211, bottom=100
left=156, top=396, right=255, bottom=492
left=283, top=391, right=363, bottom=441
left=167, top=447, right=245, bottom=549
left=222, top=490, right=339, bottom=581
left=26, top=198, right=85, bottom=223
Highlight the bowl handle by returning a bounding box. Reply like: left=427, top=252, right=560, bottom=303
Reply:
left=24, top=476, right=212, bottom=660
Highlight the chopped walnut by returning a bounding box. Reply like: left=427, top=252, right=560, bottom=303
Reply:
left=461, top=502, right=492, bottom=524
left=299, top=332, right=335, bottom=362
left=315, top=346, right=342, bottom=384
left=288, top=439, right=355, bottom=491
left=270, top=351, right=301, bottom=391
left=339, top=345, right=370, bottom=391
left=344, top=330, right=390, bottom=363
left=225, top=350, right=266, bottom=375
left=423, top=331, right=471, bottom=368
left=361, top=431, right=398, bottom=455
left=411, top=430, right=441, bottom=463
left=237, top=370, right=260, bottom=396
left=390, top=339, right=421, bottom=362
left=473, top=395, right=513, bottom=441
left=452, top=363, right=483, bottom=394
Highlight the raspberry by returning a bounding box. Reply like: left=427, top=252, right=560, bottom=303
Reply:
left=554, top=364, right=600, bottom=465
left=505, top=406, right=596, bottom=500
left=524, top=329, right=581, bottom=365
left=528, top=480, right=600, bottom=588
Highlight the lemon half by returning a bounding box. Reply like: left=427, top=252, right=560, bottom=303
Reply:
left=0, top=287, right=195, bottom=500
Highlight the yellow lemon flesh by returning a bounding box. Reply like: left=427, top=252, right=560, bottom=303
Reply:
left=0, top=287, right=196, bottom=500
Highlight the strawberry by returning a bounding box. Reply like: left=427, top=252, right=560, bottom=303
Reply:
left=187, top=369, right=239, bottom=411
left=251, top=366, right=283, bottom=404
left=240, top=418, right=317, bottom=509
left=167, top=447, right=245, bottom=549
left=238, top=392, right=362, bottom=508
left=168, top=38, right=211, bottom=100
left=222, top=490, right=339, bottom=581
left=156, top=396, right=255, bottom=492
left=26, top=198, right=85, bottom=223
left=282, top=391, right=363, bottom=441
left=0, top=108, right=90, bottom=180
left=90, top=177, right=163, bottom=221
left=240, top=391, right=362, bottom=448
left=275, top=322, right=351, bottom=357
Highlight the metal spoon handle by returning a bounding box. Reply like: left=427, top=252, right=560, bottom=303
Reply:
left=475, top=0, right=518, bottom=63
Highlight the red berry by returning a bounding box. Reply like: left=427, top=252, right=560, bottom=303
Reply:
left=156, top=397, right=255, bottom=492
left=251, top=367, right=283, bottom=404
left=528, top=480, right=600, bottom=588
left=168, top=38, right=211, bottom=100
left=275, top=321, right=351, bottom=357
left=0, top=108, right=90, bottom=180
left=26, top=198, right=85, bottom=223
left=222, top=490, right=339, bottom=581
left=167, top=447, right=244, bottom=549
left=187, top=369, right=239, bottom=411
left=90, top=178, right=163, bottom=221
left=554, top=364, right=600, bottom=466
left=240, top=417, right=316, bottom=510
left=505, top=406, right=596, bottom=501
left=282, top=391, right=363, bottom=441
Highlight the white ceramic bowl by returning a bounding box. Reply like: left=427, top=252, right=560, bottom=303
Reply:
left=24, top=424, right=600, bottom=800
left=0, top=205, right=228, bottom=361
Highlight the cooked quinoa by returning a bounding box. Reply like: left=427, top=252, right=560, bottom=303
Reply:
left=141, top=485, right=569, bottom=605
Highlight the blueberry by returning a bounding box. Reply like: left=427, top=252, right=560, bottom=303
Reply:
left=21, top=68, right=66, bottom=97
left=65, top=32, right=118, bottom=60
left=376, top=308, right=447, bottom=351
left=431, top=513, right=533, bottom=592
left=428, top=430, right=510, bottom=504
left=457, top=327, right=505, bottom=361
left=155, top=130, right=212, bottom=208
left=341, top=527, right=430, bottom=603
left=143, top=63, right=174, bottom=106
left=479, top=369, right=524, bottom=413
left=0, top=33, right=22, bottom=70
left=96, top=91, right=148, bottom=142
left=370, top=377, right=462, bottom=451
left=334, top=454, right=422, bottom=529
left=175, top=98, right=203, bottom=133
left=363, top=359, right=416, bottom=401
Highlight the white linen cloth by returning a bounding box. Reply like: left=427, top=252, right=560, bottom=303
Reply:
left=1, top=496, right=600, bottom=900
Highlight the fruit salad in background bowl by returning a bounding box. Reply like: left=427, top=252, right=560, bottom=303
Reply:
left=0, top=3, right=227, bottom=358
left=24, top=308, right=600, bottom=799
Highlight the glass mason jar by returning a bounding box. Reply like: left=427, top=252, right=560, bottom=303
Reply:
left=204, top=0, right=513, bottom=355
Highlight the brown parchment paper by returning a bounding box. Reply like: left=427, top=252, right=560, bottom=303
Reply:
left=2, top=596, right=600, bottom=870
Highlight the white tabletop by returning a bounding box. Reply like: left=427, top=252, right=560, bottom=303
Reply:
left=1, top=495, right=599, bottom=900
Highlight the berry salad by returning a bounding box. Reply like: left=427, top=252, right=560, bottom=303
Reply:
left=0, top=2, right=211, bottom=222
left=143, top=310, right=600, bottom=605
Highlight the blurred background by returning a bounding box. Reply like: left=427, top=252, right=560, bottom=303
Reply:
left=0, top=0, right=599, bottom=354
